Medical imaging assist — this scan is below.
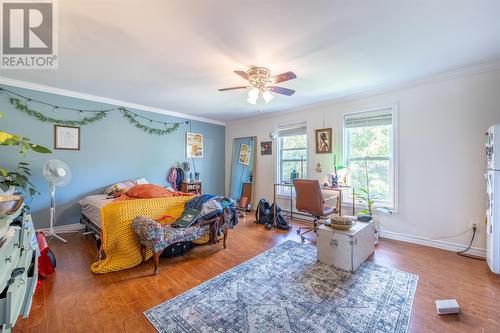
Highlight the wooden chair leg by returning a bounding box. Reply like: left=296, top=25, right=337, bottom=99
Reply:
left=140, top=244, right=147, bottom=263
left=222, top=229, right=227, bottom=249
left=153, top=251, right=161, bottom=275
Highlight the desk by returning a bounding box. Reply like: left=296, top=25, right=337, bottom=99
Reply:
left=272, top=183, right=355, bottom=227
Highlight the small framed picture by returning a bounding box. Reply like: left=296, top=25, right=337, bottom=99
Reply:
left=260, top=141, right=272, bottom=155
left=315, top=128, right=332, bottom=154
left=186, top=132, right=204, bottom=158
left=54, top=125, right=80, bottom=150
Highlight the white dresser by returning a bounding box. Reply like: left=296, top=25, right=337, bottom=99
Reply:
left=317, top=221, right=374, bottom=272
left=0, top=207, right=38, bottom=333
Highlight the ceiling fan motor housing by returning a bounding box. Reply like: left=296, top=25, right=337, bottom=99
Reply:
left=247, top=67, right=271, bottom=89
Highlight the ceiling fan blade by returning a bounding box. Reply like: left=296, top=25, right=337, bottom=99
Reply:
left=234, top=70, right=250, bottom=81
left=271, top=71, right=297, bottom=84
left=218, top=86, right=249, bottom=91
left=269, top=86, right=295, bottom=96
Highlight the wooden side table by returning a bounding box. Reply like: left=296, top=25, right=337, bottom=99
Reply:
left=180, top=181, right=202, bottom=195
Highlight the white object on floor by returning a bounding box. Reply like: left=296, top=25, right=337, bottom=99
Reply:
left=486, top=124, right=500, bottom=274
left=317, top=221, right=374, bottom=272
left=435, top=299, right=460, bottom=315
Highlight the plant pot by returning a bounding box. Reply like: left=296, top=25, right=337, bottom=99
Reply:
left=0, top=195, right=24, bottom=239
left=0, top=186, right=15, bottom=196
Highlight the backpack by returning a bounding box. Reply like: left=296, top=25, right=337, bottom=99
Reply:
left=255, top=198, right=292, bottom=231
left=271, top=203, right=292, bottom=230
left=255, top=198, right=272, bottom=225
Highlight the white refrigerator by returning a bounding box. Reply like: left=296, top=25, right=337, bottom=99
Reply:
left=486, top=124, right=500, bottom=273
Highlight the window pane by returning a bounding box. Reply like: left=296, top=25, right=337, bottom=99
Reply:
left=281, top=134, right=307, bottom=149
left=347, top=159, right=391, bottom=203
left=347, top=125, right=391, bottom=158
left=282, top=149, right=307, bottom=160
left=281, top=160, right=307, bottom=183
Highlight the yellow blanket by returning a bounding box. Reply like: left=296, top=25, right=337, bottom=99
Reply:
left=90, top=196, right=192, bottom=274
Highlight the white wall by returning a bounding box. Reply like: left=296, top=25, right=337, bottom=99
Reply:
left=225, top=67, right=500, bottom=253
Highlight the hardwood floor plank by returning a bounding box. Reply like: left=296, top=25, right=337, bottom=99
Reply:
left=11, top=217, right=500, bottom=333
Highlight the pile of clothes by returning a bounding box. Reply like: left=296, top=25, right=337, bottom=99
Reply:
left=132, top=194, right=238, bottom=254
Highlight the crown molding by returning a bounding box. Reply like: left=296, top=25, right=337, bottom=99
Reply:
left=0, top=77, right=226, bottom=126
left=228, top=57, right=500, bottom=125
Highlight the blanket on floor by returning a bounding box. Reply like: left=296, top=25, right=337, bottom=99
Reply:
left=90, top=196, right=193, bottom=274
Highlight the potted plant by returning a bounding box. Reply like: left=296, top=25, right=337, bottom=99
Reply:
left=353, top=157, right=392, bottom=244
left=0, top=112, right=51, bottom=198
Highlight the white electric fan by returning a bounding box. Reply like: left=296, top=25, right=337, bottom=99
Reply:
left=43, top=159, right=71, bottom=243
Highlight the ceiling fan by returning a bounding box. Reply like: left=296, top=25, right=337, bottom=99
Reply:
left=219, top=67, right=296, bottom=104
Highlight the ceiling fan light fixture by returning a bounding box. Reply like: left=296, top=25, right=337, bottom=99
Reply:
left=262, top=90, right=274, bottom=103
left=248, top=87, right=259, bottom=100
left=247, top=97, right=257, bottom=105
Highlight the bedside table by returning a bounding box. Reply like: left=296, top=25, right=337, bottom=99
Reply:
left=180, top=181, right=202, bottom=195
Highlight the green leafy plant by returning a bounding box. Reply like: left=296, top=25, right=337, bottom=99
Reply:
left=0, top=112, right=51, bottom=198
left=353, top=157, right=392, bottom=216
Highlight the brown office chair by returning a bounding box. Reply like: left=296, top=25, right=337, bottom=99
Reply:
left=293, top=179, right=338, bottom=242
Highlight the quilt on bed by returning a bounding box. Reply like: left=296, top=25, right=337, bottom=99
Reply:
left=90, top=196, right=193, bottom=274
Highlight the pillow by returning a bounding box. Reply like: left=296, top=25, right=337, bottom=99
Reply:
left=103, top=180, right=136, bottom=195
left=126, top=184, right=173, bottom=199
left=135, top=177, right=149, bottom=185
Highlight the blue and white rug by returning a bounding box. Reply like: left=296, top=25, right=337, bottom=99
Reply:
left=145, top=240, right=418, bottom=333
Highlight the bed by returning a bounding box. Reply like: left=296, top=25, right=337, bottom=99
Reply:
left=79, top=194, right=114, bottom=235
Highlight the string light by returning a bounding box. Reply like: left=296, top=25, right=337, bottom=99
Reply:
left=0, top=86, right=191, bottom=128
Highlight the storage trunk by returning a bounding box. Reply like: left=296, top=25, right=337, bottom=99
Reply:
left=317, top=221, right=375, bottom=272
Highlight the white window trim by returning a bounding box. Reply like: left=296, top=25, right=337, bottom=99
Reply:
left=341, top=104, right=399, bottom=213
left=274, top=122, right=308, bottom=198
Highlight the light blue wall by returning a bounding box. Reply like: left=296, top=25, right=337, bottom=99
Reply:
left=0, top=85, right=225, bottom=228
left=229, top=137, right=255, bottom=201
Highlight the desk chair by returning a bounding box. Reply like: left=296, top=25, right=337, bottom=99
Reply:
left=293, top=179, right=339, bottom=242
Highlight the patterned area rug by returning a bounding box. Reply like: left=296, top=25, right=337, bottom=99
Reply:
left=145, top=240, right=418, bottom=333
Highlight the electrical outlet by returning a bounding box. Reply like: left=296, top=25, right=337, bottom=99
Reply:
left=471, top=222, right=478, bottom=230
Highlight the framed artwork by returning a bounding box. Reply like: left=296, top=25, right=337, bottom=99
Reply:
left=186, top=132, right=203, bottom=158
left=260, top=141, right=272, bottom=155
left=315, top=128, right=332, bottom=154
left=54, top=125, right=80, bottom=150
left=239, top=144, right=251, bottom=165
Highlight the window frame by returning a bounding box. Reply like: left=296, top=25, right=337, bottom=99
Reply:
left=342, top=105, right=399, bottom=212
left=275, top=123, right=308, bottom=196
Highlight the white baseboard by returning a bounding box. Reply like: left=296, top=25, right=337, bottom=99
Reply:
left=379, top=229, right=486, bottom=258
left=37, top=223, right=85, bottom=234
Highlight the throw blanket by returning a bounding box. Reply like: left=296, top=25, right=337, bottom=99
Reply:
left=90, top=196, right=193, bottom=274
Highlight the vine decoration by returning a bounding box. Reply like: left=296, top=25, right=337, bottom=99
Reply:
left=10, top=97, right=107, bottom=126
left=0, top=87, right=189, bottom=135
left=120, top=108, right=186, bottom=135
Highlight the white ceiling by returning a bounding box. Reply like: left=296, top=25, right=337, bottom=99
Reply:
left=1, top=0, right=499, bottom=123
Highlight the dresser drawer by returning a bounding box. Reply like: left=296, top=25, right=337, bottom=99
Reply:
left=0, top=227, right=21, bottom=293
left=20, top=250, right=37, bottom=318
left=0, top=249, right=29, bottom=329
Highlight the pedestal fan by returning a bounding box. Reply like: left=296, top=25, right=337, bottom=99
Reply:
left=43, top=159, right=71, bottom=243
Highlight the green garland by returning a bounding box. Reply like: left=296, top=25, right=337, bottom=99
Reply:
left=10, top=97, right=107, bottom=126
left=120, top=108, right=180, bottom=135
left=9, top=96, right=183, bottom=135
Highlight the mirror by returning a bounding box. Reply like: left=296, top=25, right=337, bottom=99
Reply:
left=229, top=136, right=257, bottom=210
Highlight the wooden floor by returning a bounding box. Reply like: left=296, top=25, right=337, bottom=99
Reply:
left=12, top=216, right=500, bottom=333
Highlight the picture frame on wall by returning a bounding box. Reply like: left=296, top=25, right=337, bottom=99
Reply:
left=54, top=125, right=80, bottom=150
left=239, top=144, right=251, bottom=165
left=186, top=132, right=204, bottom=158
left=315, top=128, right=332, bottom=154
left=260, top=141, right=272, bottom=155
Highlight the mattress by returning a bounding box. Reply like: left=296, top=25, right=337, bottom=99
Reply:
left=79, top=194, right=114, bottom=227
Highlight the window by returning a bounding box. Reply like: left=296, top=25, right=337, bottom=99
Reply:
left=277, top=124, right=307, bottom=185
left=343, top=107, right=397, bottom=209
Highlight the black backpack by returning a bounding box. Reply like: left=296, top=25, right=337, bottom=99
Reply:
left=255, top=198, right=272, bottom=225
left=255, top=198, right=292, bottom=231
